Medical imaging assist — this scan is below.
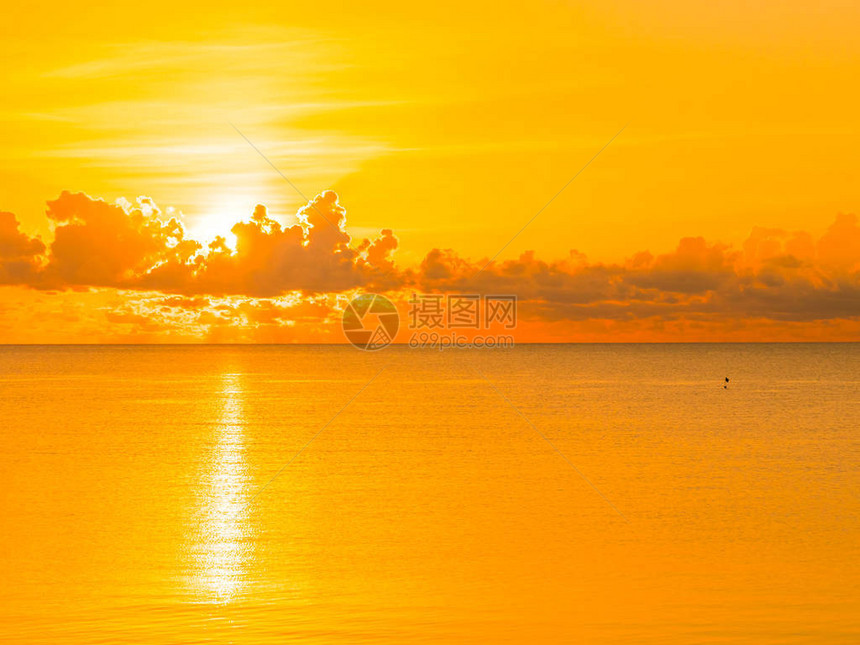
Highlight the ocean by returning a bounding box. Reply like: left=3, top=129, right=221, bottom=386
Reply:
left=1, top=344, right=858, bottom=643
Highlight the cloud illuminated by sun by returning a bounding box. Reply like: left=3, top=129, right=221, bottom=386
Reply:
left=184, top=193, right=267, bottom=250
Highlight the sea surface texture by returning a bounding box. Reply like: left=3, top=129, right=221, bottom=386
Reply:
left=1, top=344, right=858, bottom=643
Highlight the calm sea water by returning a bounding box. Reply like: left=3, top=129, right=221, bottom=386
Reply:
left=1, top=344, right=858, bottom=643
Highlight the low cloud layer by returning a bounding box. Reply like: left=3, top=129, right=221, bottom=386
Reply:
left=2, top=190, right=398, bottom=296
left=415, top=217, right=860, bottom=324
left=2, top=190, right=860, bottom=339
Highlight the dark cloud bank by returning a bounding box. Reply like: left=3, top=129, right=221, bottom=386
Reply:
left=2, top=190, right=860, bottom=325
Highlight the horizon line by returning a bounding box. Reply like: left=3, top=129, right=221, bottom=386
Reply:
left=1, top=341, right=858, bottom=347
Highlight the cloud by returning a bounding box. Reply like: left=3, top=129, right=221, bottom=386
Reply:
left=413, top=214, right=860, bottom=324
left=0, top=211, right=45, bottom=285
left=817, top=213, right=860, bottom=271
left=42, top=192, right=194, bottom=289
left=1, top=189, right=859, bottom=340
left=5, top=190, right=400, bottom=297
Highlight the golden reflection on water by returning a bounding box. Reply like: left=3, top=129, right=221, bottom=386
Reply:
left=192, top=372, right=252, bottom=603
left=2, top=346, right=858, bottom=643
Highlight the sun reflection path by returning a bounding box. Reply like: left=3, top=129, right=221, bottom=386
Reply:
left=193, top=372, right=253, bottom=603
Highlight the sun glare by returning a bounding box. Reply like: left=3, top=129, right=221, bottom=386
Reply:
left=186, top=194, right=260, bottom=250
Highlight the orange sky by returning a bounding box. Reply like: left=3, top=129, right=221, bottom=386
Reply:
left=1, top=0, right=859, bottom=342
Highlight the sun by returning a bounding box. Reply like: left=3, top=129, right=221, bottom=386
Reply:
left=186, top=192, right=260, bottom=250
